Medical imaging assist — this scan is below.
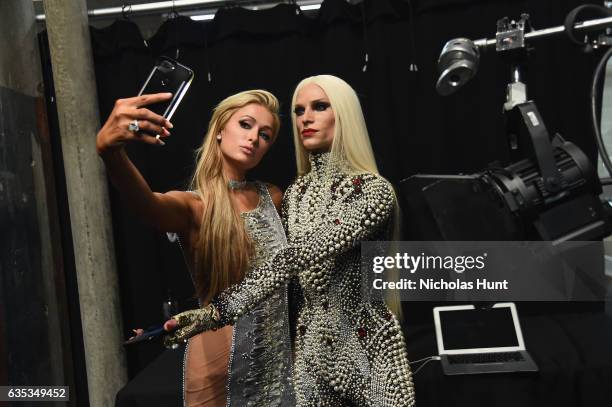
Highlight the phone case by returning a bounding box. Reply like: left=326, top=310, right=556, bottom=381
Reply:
left=138, top=56, right=194, bottom=120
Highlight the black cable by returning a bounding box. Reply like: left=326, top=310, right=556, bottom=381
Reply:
left=199, top=16, right=212, bottom=83
left=405, top=0, right=418, bottom=72
left=408, top=355, right=441, bottom=375
left=565, top=5, right=612, bottom=54
left=590, top=45, right=612, bottom=180
left=360, top=0, right=369, bottom=72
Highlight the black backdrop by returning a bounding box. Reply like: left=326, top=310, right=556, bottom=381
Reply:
left=40, top=0, right=604, bottom=377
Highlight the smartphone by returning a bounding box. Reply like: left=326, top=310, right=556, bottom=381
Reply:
left=138, top=56, right=194, bottom=121
left=123, top=324, right=165, bottom=346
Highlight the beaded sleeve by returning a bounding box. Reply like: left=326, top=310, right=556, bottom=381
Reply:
left=280, top=183, right=294, bottom=235
left=293, top=175, right=394, bottom=273
left=165, top=175, right=395, bottom=345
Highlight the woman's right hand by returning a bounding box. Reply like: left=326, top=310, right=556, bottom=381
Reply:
left=96, top=93, right=174, bottom=156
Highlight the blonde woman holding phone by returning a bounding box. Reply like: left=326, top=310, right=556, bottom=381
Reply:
left=97, top=90, right=295, bottom=406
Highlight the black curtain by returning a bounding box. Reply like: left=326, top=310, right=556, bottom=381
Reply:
left=40, top=0, right=604, bottom=377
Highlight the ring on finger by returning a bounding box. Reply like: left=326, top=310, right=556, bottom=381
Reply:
left=127, top=119, right=140, bottom=132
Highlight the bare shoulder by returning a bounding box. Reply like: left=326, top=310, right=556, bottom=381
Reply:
left=265, top=183, right=283, bottom=211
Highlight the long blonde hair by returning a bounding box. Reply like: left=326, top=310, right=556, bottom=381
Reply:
left=290, top=75, right=379, bottom=176
left=290, top=75, right=403, bottom=319
left=190, top=90, right=280, bottom=304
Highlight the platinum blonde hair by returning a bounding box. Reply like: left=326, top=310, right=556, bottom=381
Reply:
left=290, top=75, right=403, bottom=319
left=290, top=75, right=379, bottom=176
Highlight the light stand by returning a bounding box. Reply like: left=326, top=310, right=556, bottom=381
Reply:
left=420, top=9, right=612, bottom=242
left=400, top=5, right=612, bottom=326
left=403, top=7, right=612, bottom=243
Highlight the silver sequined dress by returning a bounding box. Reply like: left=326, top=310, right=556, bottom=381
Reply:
left=171, top=183, right=295, bottom=406
left=209, top=153, right=416, bottom=406
left=228, top=182, right=295, bottom=406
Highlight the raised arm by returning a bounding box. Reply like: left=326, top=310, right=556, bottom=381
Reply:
left=96, top=93, right=194, bottom=234
left=165, top=174, right=395, bottom=345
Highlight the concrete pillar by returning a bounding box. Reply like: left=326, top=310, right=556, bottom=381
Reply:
left=41, top=1, right=127, bottom=405
left=0, top=0, right=70, bottom=398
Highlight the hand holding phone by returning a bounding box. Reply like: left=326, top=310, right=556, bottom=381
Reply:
left=138, top=56, right=194, bottom=123
left=96, top=93, right=174, bottom=154
left=97, top=57, right=192, bottom=153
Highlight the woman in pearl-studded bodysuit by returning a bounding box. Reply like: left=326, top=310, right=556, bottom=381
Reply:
left=167, top=75, right=416, bottom=406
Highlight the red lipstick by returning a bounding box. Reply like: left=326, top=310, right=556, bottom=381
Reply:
left=302, top=129, right=317, bottom=137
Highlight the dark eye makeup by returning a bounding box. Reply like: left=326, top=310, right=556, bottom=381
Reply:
left=239, top=119, right=271, bottom=141
left=314, top=101, right=330, bottom=111
left=293, top=100, right=331, bottom=116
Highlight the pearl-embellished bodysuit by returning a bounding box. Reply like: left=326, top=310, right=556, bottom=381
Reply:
left=280, top=153, right=416, bottom=406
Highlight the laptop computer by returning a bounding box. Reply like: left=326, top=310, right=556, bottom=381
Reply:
left=433, top=303, right=539, bottom=375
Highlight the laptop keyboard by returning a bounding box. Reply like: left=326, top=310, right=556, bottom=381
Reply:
left=447, top=351, right=525, bottom=364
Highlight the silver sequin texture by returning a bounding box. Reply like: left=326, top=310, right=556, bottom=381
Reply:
left=168, top=184, right=295, bottom=406
left=228, top=182, right=295, bottom=406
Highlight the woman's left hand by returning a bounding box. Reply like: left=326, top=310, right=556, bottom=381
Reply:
left=163, top=304, right=221, bottom=348
left=163, top=319, right=178, bottom=332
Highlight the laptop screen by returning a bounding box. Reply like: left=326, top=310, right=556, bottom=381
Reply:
left=439, top=307, right=519, bottom=351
